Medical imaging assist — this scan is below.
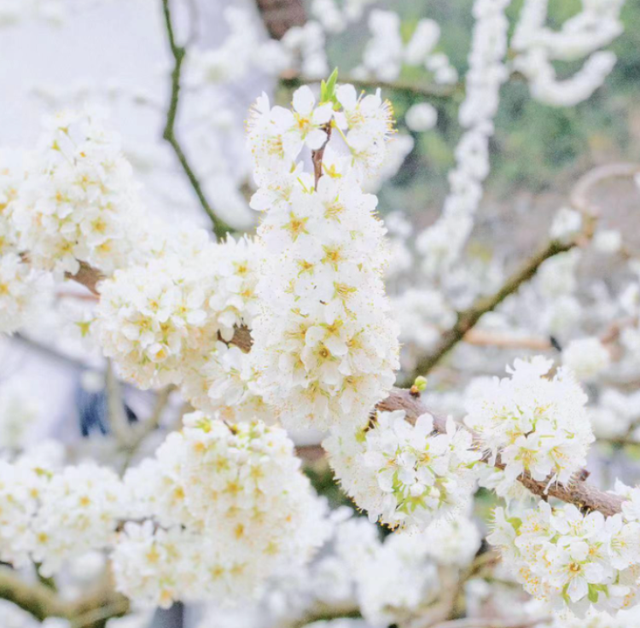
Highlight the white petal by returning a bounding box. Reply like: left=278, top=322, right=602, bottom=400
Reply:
left=293, top=86, right=315, bottom=116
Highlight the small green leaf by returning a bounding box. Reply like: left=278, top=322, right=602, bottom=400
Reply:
left=321, top=68, right=339, bottom=103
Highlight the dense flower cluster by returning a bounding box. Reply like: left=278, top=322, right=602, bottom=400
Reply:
left=247, top=84, right=400, bottom=430
left=11, top=109, right=149, bottom=276
left=94, top=234, right=260, bottom=401
left=114, top=413, right=329, bottom=607
left=0, top=444, right=123, bottom=576
left=0, top=158, right=51, bottom=333
left=465, top=357, right=594, bottom=496
left=416, top=0, right=511, bottom=274
left=488, top=500, right=640, bottom=614
left=325, top=410, right=479, bottom=529
left=0, top=1, right=633, bottom=621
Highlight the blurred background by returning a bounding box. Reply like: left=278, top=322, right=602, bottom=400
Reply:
left=2, top=1, right=640, bottom=627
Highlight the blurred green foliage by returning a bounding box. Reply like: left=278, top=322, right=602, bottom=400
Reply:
left=327, top=0, right=640, bottom=220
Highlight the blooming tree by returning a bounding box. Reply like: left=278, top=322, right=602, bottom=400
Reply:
left=1, top=1, right=640, bottom=628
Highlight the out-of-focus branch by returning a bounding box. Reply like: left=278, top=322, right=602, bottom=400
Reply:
left=0, top=568, right=68, bottom=622
left=280, top=71, right=460, bottom=102
left=105, top=360, right=131, bottom=446
left=288, top=603, right=361, bottom=628
left=378, top=388, right=625, bottom=517
left=0, top=567, right=129, bottom=628
left=409, top=237, right=580, bottom=379
left=119, top=385, right=175, bottom=470
left=408, top=161, right=640, bottom=379
left=255, top=0, right=306, bottom=40
left=160, top=0, right=232, bottom=239
left=570, top=162, right=640, bottom=216
left=430, top=618, right=549, bottom=628
left=461, top=329, right=551, bottom=351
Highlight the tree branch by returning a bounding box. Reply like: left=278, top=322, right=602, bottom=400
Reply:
left=407, top=159, right=639, bottom=380
left=280, top=72, right=460, bottom=102
left=255, top=0, right=306, bottom=40
left=160, top=0, right=232, bottom=239
left=408, top=237, right=579, bottom=379
left=0, top=567, right=129, bottom=628
left=378, top=388, right=625, bottom=517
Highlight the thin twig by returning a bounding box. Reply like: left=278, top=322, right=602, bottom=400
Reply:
left=280, top=71, right=460, bottom=102
left=119, top=385, right=175, bottom=470
left=105, top=360, right=130, bottom=446
left=408, top=161, right=640, bottom=380
left=160, top=0, right=232, bottom=239
left=433, top=616, right=549, bottom=628
left=409, top=237, right=578, bottom=379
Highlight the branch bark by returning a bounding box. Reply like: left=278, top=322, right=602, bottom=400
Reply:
left=255, top=0, right=306, bottom=40
left=160, top=0, right=232, bottom=239
left=378, top=388, right=624, bottom=517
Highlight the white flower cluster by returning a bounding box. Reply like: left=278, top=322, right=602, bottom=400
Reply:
left=0, top=446, right=124, bottom=577
left=0, top=157, right=51, bottom=334
left=590, top=389, right=640, bottom=444
left=11, top=109, right=149, bottom=277
left=562, top=337, right=611, bottom=382
left=185, top=8, right=290, bottom=87
left=512, top=0, right=624, bottom=107
left=0, top=253, right=51, bottom=334
left=114, top=413, right=329, bottom=608
left=335, top=512, right=480, bottom=626
left=196, top=509, right=481, bottom=628
left=95, top=252, right=212, bottom=388
left=465, top=357, right=594, bottom=496
left=247, top=84, right=400, bottom=430
left=94, top=234, right=261, bottom=414
left=356, top=10, right=457, bottom=85
left=325, top=409, right=479, bottom=529
left=488, top=500, right=640, bottom=615
left=416, top=0, right=511, bottom=274
left=551, top=606, right=640, bottom=628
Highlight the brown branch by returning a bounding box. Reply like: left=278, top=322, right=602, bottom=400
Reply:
left=65, top=262, right=103, bottom=294
left=409, top=237, right=578, bottom=379
left=312, top=124, right=332, bottom=188
left=255, top=0, right=306, bottom=40
left=462, top=329, right=551, bottom=351
left=378, top=388, right=624, bottom=517
left=408, top=162, right=640, bottom=380
left=0, top=568, right=69, bottom=622
left=0, top=567, right=129, bottom=628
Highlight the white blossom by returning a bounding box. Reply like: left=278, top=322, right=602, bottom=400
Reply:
left=465, top=357, right=594, bottom=495
left=325, top=410, right=479, bottom=529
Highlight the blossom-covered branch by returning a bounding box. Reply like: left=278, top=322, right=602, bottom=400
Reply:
left=378, top=387, right=624, bottom=517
